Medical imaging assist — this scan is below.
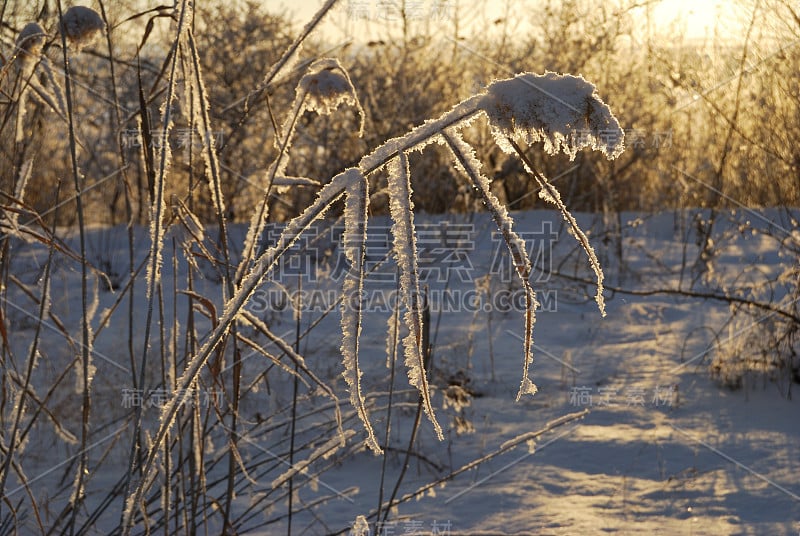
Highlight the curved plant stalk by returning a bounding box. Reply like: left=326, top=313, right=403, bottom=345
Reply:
left=120, top=0, right=191, bottom=531
left=54, top=1, right=96, bottom=532
left=508, top=137, right=606, bottom=316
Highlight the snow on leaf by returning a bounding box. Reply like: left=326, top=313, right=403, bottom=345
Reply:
left=385, top=295, right=400, bottom=368
left=480, top=71, right=624, bottom=160
left=273, top=176, right=321, bottom=187
left=1, top=160, right=32, bottom=239
left=299, top=58, right=365, bottom=136
left=145, top=116, right=173, bottom=300
left=387, top=153, right=443, bottom=440
left=15, top=22, right=46, bottom=62
left=74, top=279, right=99, bottom=394
left=339, top=168, right=381, bottom=453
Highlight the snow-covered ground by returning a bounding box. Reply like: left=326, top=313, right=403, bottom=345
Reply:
left=3, top=207, right=798, bottom=535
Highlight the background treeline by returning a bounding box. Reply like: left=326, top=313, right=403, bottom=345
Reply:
left=2, top=0, right=798, bottom=228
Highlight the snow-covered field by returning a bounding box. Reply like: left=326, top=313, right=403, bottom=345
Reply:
left=3, top=207, right=798, bottom=535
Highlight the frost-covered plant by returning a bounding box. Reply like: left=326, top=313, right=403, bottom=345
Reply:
left=0, top=0, right=626, bottom=530
left=480, top=72, right=624, bottom=159
left=352, top=70, right=622, bottom=437
left=109, top=1, right=623, bottom=526
left=124, top=72, right=623, bottom=526
left=300, top=58, right=365, bottom=124
left=10, top=20, right=67, bottom=142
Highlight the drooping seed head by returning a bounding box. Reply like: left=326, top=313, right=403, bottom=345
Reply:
left=16, top=22, right=46, bottom=62
left=299, top=58, right=365, bottom=135
left=59, top=6, right=105, bottom=50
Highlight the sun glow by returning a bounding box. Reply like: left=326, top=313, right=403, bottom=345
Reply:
left=283, top=0, right=746, bottom=45
left=647, top=0, right=744, bottom=42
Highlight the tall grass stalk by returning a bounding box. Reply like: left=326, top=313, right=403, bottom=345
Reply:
left=121, top=0, right=191, bottom=529
left=53, top=2, right=95, bottom=533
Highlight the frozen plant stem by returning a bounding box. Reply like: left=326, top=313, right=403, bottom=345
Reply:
left=55, top=1, right=93, bottom=533
left=340, top=170, right=381, bottom=451
left=288, top=277, right=302, bottom=536
left=507, top=137, right=606, bottom=316
left=184, top=27, right=243, bottom=531
left=376, top=275, right=401, bottom=524
left=387, top=154, right=442, bottom=439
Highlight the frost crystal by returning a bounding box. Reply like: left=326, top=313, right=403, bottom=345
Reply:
left=60, top=6, right=105, bottom=49
left=480, top=72, right=624, bottom=159
left=350, top=515, right=370, bottom=536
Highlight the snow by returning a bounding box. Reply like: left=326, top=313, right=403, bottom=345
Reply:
left=4, top=207, right=799, bottom=534
left=300, top=58, right=365, bottom=135
left=480, top=72, right=625, bottom=160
